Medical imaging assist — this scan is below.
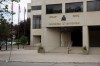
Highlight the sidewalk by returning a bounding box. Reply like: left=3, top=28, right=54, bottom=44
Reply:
left=0, top=49, right=100, bottom=63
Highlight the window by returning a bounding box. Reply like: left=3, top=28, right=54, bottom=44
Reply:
left=31, top=5, right=41, bottom=10
left=28, top=9, right=31, bottom=12
left=46, top=4, right=62, bottom=14
left=87, top=1, right=100, bottom=11
left=65, top=2, right=83, bottom=13
left=33, top=15, right=41, bottom=29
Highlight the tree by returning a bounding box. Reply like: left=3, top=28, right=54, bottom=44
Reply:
left=13, top=18, right=30, bottom=45
left=0, top=0, right=20, bottom=50
left=0, top=19, right=10, bottom=50
left=20, top=35, right=27, bottom=48
left=0, top=0, right=20, bottom=20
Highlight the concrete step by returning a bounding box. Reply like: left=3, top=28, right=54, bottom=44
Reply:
left=49, top=47, right=82, bottom=54
left=34, top=43, right=41, bottom=47
left=89, top=47, right=100, bottom=55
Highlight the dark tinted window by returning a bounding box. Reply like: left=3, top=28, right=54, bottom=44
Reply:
left=65, top=2, right=83, bottom=13
left=46, top=4, right=62, bottom=14
left=33, top=15, right=41, bottom=29
left=87, top=1, right=100, bottom=11
left=28, top=9, right=31, bottom=12
left=31, top=6, right=41, bottom=10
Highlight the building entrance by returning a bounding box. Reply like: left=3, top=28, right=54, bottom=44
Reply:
left=71, top=31, right=82, bottom=47
left=60, top=27, right=82, bottom=47
left=45, top=27, right=82, bottom=53
left=89, top=26, right=100, bottom=47
left=61, top=32, right=71, bottom=47
left=89, top=26, right=100, bottom=54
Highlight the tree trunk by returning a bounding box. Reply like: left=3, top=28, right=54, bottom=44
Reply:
left=23, top=44, right=25, bottom=49
left=6, top=39, right=7, bottom=50
left=0, top=41, right=2, bottom=50
left=0, top=46, right=1, bottom=50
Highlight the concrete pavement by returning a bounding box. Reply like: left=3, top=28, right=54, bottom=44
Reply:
left=0, top=62, right=100, bottom=66
left=0, top=49, right=100, bottom=63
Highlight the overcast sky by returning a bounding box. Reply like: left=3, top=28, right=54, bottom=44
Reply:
left=12, top=0, right=31, bottom=24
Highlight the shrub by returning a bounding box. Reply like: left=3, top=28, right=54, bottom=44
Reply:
left=20, top=35, right=27, bottom=48
left=38, top=45, right=45, bottom=53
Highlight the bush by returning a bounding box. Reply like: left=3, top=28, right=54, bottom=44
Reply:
left=83, top=46, right=87, bottom=50
left=83, top=46, right=88, bottom=55
left=38, top=45, right=45, bottom=53
left=20, top=35, right=27, bottom=48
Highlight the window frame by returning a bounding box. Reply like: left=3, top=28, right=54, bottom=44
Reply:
left=65, top=2, right=83, bottom=13
left=31, top=5, right=41, bottom=10
left=46, top=3, right=62, bottom=14
left=87, top=1, right=100, bottom=12
left=28, top=9, right=31, bottom=12
left=33, top=15, right=41, bottom=29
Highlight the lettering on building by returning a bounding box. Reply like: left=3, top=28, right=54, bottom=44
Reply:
left=73, top=14, right=79, bottom=17
left=49, top=16, right=57, bottom=18
left=49, top=22, right=80, bottom=26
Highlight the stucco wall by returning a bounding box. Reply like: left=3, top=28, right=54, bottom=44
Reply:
left=42, top=28, right=60, bottom=52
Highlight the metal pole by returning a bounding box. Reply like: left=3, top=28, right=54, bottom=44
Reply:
left=11, top=0, right=13, bottom=51
left=9, top=0, right=13, bottom=61
left=17, top=4, right=20, bottom=49
left=24, top=7, right=25, bottom=36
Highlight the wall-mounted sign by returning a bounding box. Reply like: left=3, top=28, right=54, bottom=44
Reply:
left=48, top=14, right=80, bottom=26
left=61, top=15, right=66, bottom=21
left=49, top=22, right=80, bottom=26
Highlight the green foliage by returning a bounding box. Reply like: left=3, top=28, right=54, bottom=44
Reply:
left=0, top=0, right=20, bottom=20
left=38, top=45, right=45, bottom=53
left=12, top=0, right=20, bottom=2
left=83, top=46, right=88, bottom=55
left=20, top=35, right=27, bottom=45
left=13, top=18, right=31, bottom=45
left=19, top=35, right=27, bottom=48
left=0, top=19, right=10, bottom=50
left=83, top=46, right=87, bottom=50
left=1, top=0, right=20, bottom=2
left=0, top=19, right=10, bottom=35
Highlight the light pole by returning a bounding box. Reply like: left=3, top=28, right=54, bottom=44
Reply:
left=8, top=0, right=13, bottom=61
left=24, top=7, right=26, bottom=36
left=17, top=4, right=20, bottom=49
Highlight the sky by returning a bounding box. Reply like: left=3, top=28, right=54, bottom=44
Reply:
left=10, top=0, right=31, bottom=24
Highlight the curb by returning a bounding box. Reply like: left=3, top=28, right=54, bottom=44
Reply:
left=1, top=60, right=100, bottom=64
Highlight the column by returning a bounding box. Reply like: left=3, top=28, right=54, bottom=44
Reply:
left=30, top=35, right=34, bottom=46
left=83, top=0, right=87, bottom=12
left=82, top=26, right=89, bottom=51
left=62, top=3, right=65, bottom=13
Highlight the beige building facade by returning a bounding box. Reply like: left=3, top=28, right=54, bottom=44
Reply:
left=28, top=0, right=100, bottom=54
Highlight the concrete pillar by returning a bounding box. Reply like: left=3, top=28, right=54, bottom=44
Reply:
left=83, top=0, right=87, bottom=12
left=42, top=28, right=60, bottom=52
left=62, top=3, right=65, bottom=13
left=82, top=26, right=89, bottom=51
left=30, top=35, right=34, bottom=46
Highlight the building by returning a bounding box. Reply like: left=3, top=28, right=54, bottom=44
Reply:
left=28, top=0, right=100, bottom=54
